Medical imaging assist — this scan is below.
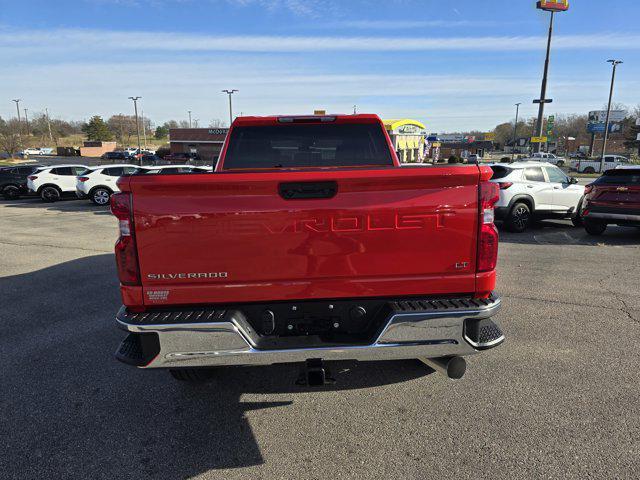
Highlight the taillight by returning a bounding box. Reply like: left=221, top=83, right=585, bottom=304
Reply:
left=78, top=176, right=90, bottom=182
left=477, top=181, right=499, bottom=273
left=498, top=182, right=513, bottom=190
left=110, top=193, right=140, bottom=285
left=28, top=175, right=38, bottom=181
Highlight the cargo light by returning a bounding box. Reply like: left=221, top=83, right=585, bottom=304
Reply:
left=110, top=192, right=141, bottom=286
left=477, top=181, right=500, bottom=273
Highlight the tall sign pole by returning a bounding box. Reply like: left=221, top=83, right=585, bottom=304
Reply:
left=600, top=60, right=623, bottom=173
left=534, top=1, right=569, bottom=153
left=511, top=102, right=521, bottom=161
left=222, top=89, right=238, bottom=126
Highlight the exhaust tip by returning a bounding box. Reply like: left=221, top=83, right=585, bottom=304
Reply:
left=420, top=356, right=466, bottom=380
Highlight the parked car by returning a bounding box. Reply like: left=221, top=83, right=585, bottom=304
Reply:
left=581, top=167, right=640, bottom=235
left=101, top=151, right=132, bottom=162
left=526, top=152, right=567, bottom=167
left=0, top=164, right=45, bottom=199
left=27, top=164, right=89, bottom=202
left=76, top=164, right=139, bottom=205
left=163, top=152, right=202, bottom=164
left=490, top=161, right=584, bottom=232
left=19, top=147, right=47, bottom=156
left=111, top=114, right=504, bottom=383
left=124, top=147, right=138, bottom=157
left=570, top=155, right=630, bottom=174
left=138, top=154, right=166, bottom=166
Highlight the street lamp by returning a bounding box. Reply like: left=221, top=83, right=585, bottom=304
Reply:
left=533, top=0, right=569, bottom=153
left=511, top=102, right=521, bottom=161
left=128, top=96, right=142, bottom=165
left=599, top=59, right=623, bottom=173
left=222, top=89, right=238, bottom=126
left=188, top=110, right=192, bottom=128
left=12, top=99, right=21, bottom=133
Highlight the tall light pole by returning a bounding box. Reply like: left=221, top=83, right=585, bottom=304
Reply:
left=600, top=59, right=623, bottom=173
left=141, top=109, right=148, bottom=150
left=12, top=99, right=21, bottom=133
left=511, top=102, right=521, bottom=161
left=533, top=1, right=569, bottom=153
left=23, top=108, right=30, bottom=136
left=128, top=96, right=142, bottom=165
left=188, top=110, right=192, bottom=128
left=45, top=108, right=54, bottom=143
left=222, top=89, right=238, bottom=126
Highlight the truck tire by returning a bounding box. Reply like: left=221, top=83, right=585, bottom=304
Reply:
left=571, top=197, right=584, bottom=227
left=40, top=186, right=61, bottom=202
left=584, top=219, right=607, bottom=236
left=2, top=185, right=20, bottom=200
left=506, top=202, right=531, bottom=232
left=169, top=368, right=216, bottom=382
left=584, top=167, right=595, bottom=174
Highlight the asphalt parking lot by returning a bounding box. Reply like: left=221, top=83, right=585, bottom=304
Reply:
left=1, top=197, right=639, bottom=479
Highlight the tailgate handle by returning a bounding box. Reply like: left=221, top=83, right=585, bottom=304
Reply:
left=279, top=181, right=338, bottom=200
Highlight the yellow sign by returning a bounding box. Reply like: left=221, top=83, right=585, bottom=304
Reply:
left=484, top=132, right=496, bottom=141
left=432, top=142, right=442, bottom=148
left=537, top=0, right=569, bottom=12
left=314, top=110, right=326, bottom=115
left=531, top=136, right=548, bottom=143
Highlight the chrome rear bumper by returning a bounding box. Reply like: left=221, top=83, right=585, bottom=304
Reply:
left=115, top=295, right=503, bottom=368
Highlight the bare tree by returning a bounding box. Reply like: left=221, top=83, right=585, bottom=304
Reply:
left=0, top=117, right=25, bottom=157
left=208, top=118, right=227, bottom=128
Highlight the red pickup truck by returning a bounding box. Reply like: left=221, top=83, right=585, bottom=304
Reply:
left=111, top=114, right=504, bottom=384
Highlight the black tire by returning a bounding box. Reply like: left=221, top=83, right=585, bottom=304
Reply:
left=169, top=368, right=216, bottom=382
left=584, top=219, right=607, bottom=236
left=2, top=185, right=21, bottom=200
left=91, top=187, right=112, bottom=205
left=40, top=186, right=61, bottom=202
left=583, top=167, right=596, bottom=174
left=571, top=197, right=584, bottom=227
left=506, top=202, right=531, bottom=233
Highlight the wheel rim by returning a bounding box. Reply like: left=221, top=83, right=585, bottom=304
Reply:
left=513, top=206, right=530, bottom=230
left=4, top=186, right=19, bottom=198
left=43, top=188, right=58, bottom=200
left=94, top=190, right=110, bottom=205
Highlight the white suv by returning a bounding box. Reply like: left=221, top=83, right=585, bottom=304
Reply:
left=489, top=161, right=585, bottom=232
left=76, top=164, right=139, bottom=205
left=27, top=164, right=89, bottom=202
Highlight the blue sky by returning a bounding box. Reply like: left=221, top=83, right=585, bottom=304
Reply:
left=0, top=0, right=638, bottom=132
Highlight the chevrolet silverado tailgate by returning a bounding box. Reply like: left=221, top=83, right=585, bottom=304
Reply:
left=129, top=167, right=481, bottom=305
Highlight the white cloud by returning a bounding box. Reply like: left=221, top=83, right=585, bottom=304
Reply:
left=2, top=28, right=640, bottom=53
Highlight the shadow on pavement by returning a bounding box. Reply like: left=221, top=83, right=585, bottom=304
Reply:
left=0, top=254, right=431, bottom=478
left=0, top=196, right=112, bottom=215
left=497, top=219, right=640, bottom=247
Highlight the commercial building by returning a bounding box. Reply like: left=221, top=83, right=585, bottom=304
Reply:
left=169, top=128, right=229, bottom=163
left=79, top=141, right=117, bottom=157
left=383, top=119, right=427, bottom=163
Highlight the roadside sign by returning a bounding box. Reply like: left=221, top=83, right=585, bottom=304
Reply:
left=537, top=0, right=569, bottom=11
left=432, top=142, right=442, bottom=148
left=314, top=110, right=326, bottom=115
left=531, top=136, right=548, bottom=143
left=484, top=132, right=496, bottom=141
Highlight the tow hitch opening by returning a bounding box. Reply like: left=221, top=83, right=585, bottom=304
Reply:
left=296, top=358, right=335, bottom=387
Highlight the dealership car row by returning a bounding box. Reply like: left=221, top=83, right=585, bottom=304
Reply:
left=0, top=159, right=638, bottom=237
